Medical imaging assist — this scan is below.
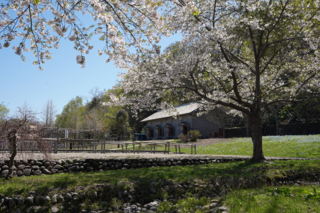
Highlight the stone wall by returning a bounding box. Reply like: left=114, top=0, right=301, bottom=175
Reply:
left=0, top=156, right=246, bottom=178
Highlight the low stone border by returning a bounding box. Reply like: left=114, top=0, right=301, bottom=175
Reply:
left=0, top=170, right=319, bottom=213
left=0, top=156, right=311, bottom=178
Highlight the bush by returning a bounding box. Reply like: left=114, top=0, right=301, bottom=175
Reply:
left=188, top=130, right=201, bottom=142
left=178, top=133, right=189, bottom=142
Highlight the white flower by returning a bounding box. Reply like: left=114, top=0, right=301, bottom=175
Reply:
left=14, top=47, right=21, bottom=55
left=119, top=40, right=125, bottom=46
left=76, top=55, right=86, bottom=65
left=108, top=25, right=117, bottom=34
left=131, top=10, right=137, bottom=17
left=69, top=34, right=76, bottom=41
left=3, top=42, right=10, bottom=48
left=54, top=43, right=60, bottom=49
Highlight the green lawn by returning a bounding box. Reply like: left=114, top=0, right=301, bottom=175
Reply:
left=177, top=135, right=320, bottom=158
left=224, top=185, right=320, bottom=213
left=124, top=135, right=320, bottom=158
left=57, top=135, right=320, bottom=158
left=156, top=185, right=320, bottom=213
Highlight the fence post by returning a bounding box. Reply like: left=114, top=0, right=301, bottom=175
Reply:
left=55, top=128, right=59, bottom=154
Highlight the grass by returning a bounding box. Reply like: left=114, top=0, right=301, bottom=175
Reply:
left=177, top=135, right=320, bottom=158
left=123, top=135, right=320, bottom=158
left=158, top=197, right=210, bottom=213
left=224, top=185, right=320, bottom=213
left=1, top=159, right=320, bottom=197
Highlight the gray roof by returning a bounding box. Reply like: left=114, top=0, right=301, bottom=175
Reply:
left=141, top=103, right=200, bottom=122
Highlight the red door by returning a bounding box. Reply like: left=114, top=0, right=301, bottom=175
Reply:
left=214, top=132, right=219, bottom=138
left=218, top=128, right=223, bottom=138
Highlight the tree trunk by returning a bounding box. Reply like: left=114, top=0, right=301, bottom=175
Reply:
left=275, top=113, right=279, bottom=136
left=246, top=117, right=250, bottom=137
left=6, top=131, right=17, bottom=180
left=304, top=106, right=308, bottom=135
left=249, top=115, right=266, bottom=163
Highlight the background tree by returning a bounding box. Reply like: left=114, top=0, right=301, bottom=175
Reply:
left=0, top=108, right=51, bottom=179
left=18, top=102, right=34, bottom=120
left=280, top=96, right=320, bottom=134
left=115, top=109, right=131, bottom=139
left=56, top=96, right=85, bottom=129
left=0, top=102, right=9, bottom=121
left=266, top=103, right=285, bottom=136
left=41, top=99, right=58, bottom=127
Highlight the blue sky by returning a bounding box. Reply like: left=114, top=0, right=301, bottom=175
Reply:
left=0, top=30, right=181, bottom=118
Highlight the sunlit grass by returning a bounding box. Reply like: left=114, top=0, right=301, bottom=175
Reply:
left=178, top=135, right=320, bottom=158
left=225, top=185, right=320, bottom=213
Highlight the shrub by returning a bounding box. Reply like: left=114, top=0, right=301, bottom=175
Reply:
left=178, top=133, right=189, bottom=142
left=188, top=130, right=201, bottom=142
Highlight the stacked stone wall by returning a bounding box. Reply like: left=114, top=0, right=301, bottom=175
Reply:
left=0, top=156, right=246, bottom=178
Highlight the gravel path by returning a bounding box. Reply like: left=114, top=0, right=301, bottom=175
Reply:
left=191, top=138, right=233, bottom=146
left=5, top=152, right=312, bottom=161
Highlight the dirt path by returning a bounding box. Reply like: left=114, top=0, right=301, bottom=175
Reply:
left=8, top=152, right=311, bottom=161
left=192, top=138, right=232, bottom=147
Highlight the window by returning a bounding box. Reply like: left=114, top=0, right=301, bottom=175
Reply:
left=183, top=125, right=188, bottom=134
left=158, top=128, right=163, bottom=137
left=168, top=127, right=174, bottom=136
left=148, top=129, right=153, bottom=137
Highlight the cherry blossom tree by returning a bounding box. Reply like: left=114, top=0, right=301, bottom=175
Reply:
left=115, top=0, right=320, bottom=162
left=2, top=0, right=320, bottom=163
left=0, top=0, right=167, bottom=70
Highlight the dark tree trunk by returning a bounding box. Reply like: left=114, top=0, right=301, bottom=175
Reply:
left=249, top=115, right=266, bottom=163
left=275, top=113, right=279, bottom=136
left=6, top=130, right=17, bottom=180
left=304, top=106, right=308, bottom=134
left=246, top=117, right=250, bottom=137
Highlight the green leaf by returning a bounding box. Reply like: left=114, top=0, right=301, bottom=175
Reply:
left=34, top=0, right=40, bottom=4
left=192, top=9, right=200, bottom=16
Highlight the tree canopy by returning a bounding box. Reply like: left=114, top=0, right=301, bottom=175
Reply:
left=114, top=0, right=320, bottom=162
left=0, top=0, right=167, bottom=69
left=0, top=102, right=9, bottom=121
left=2, top=0, right=320, bottom=162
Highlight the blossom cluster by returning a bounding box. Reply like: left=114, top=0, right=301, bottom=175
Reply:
left=110, top=0, right=320, bottom=120
left=0, top=0, right=166, bottom=70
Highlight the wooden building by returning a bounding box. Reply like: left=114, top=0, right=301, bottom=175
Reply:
left=141, top=103, right=225, bottom=139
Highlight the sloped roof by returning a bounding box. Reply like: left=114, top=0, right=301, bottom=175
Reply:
left=141, top=103, right=200, bottom=122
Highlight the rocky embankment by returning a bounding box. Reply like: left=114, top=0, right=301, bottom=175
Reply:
left=0, top=173, right=319, bottom=213
left=0, top=156, right=317, bottom=213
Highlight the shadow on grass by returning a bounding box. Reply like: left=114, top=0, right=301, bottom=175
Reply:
left=1, top=159, right=320, bottom=196
left=51, top=175, right=78, bottom=188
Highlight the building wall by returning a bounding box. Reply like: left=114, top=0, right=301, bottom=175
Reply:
left=191, top=112, right=223, bottom=138
left=145, top=111, right=225, bottom=139
left=146, top=114, right=193, bottom=139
